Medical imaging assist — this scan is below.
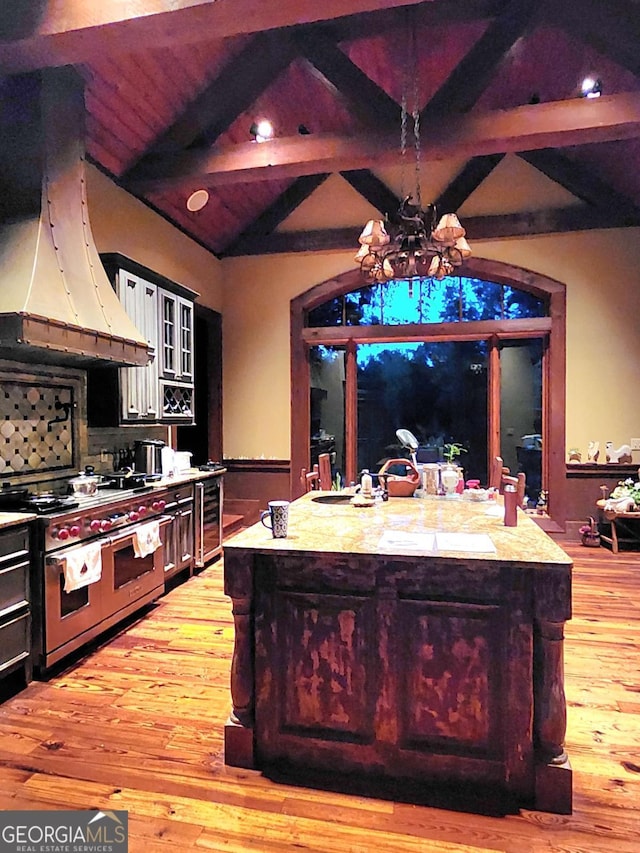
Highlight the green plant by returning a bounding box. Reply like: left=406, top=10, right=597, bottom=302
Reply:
left=443, top=442, right=467, bottom=465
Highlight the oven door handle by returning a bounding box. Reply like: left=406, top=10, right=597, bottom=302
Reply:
left=46, top=539, right=110, bottom=568
left=107, top=515, right=172, bottom=547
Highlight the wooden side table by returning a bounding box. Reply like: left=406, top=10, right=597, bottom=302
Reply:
left=596, top=500, right=640, bottom=553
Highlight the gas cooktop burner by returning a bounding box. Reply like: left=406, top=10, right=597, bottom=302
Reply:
left=19, top=494, right=80, bottom=514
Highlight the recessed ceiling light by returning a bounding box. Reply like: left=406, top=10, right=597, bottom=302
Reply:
left=186, top=189, right=209, bottom=211
left=249, top=119, right=274, bottom=142
left=580, top=76, right=602, bottom=98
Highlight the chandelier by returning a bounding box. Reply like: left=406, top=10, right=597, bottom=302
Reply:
left=355, top=22, right=471, bottom=284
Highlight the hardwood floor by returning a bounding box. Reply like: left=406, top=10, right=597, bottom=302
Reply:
left=0, top=541, right=639, bottom=852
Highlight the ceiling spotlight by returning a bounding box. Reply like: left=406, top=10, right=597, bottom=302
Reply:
left=186, top=189, right=209, bottom=212
left=580, top=76, right=602, bottom=98
left=249, top=119, right=274, bottom=142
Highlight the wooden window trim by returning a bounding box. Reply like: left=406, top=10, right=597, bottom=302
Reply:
left=291, top=260, right=566, bottom=528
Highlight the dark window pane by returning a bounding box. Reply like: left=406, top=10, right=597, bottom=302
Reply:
left=500, top=339, right=543, bottom=499
left=503, top=286, right=545, bottom=318
left=310, top=346, right=346, bottom=480
left=308, top=297, right=344, bottom=327
left=357, top=341, right=488, bottom=483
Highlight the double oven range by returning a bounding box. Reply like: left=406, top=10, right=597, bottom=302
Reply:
left=12, top=483, right=178, bottom=672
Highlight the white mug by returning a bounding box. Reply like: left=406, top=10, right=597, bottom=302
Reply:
left=260, top=500, right=289, bottom=538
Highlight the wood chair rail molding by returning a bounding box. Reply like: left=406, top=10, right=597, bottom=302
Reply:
left=291, top=258, right=567, bottom=526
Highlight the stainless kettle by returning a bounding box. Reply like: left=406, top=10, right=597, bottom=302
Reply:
left=134, top=439, right=165, bottom=475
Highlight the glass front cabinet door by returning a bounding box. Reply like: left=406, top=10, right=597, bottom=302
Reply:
left=159, top=289, right=195, bottom=420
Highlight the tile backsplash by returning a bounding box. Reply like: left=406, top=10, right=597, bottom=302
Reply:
left=0, top=361, right=169, bottom=484
left=0, top=380, right=74, bottom=476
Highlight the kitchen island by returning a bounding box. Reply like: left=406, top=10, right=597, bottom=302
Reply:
left=223, top=493, right=573, bottom=813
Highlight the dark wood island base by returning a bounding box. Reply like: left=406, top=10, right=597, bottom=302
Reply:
left=224, top=494, right=572, bottom=814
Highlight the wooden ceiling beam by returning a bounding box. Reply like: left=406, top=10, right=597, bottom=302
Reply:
left=435, top=154, right=506, bottom=212
left=224, top=173, right=330, bottom=256
left=295, top=30, right=400, bottom=127
left=339, top=171, right=400, bottom=217
left=519, top=149, right=640, bottom=218
left=423, top=0, right=539, bottom=115
left=222, top=204, right=640, bottom=256
left=0, top=0, right=430, bottom=73
left=548, top=0, right=640, bottom=77
left=125, top=92, right=640, bottom=191
left=124, top=32, right=299, bottom=175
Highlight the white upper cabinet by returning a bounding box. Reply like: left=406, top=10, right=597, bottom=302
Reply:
left=159, top=290, right=193, bottom=382
left=116, top=270, right=159, bottom=421
left=101, top=255, right=198, bottom=425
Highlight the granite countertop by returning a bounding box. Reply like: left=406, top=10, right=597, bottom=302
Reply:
left=0, top=511, right=37, bottom=530
left=147, top=466, right=226, bottom=489
left=225, top=491, right=572, bottom=566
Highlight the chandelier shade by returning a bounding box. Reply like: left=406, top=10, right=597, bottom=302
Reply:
left=356, top=197, right=471, bottom=284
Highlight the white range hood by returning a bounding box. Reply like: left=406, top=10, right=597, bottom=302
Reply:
left=0, top=67, right=151, bottom=367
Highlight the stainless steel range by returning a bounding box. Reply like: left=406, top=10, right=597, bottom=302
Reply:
left=27, top=485, right=175, bottom=672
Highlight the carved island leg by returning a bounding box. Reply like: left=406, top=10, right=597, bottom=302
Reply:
left=223, top=552, right=256, bottom=769
left=533, top=617, right=572, bottom=813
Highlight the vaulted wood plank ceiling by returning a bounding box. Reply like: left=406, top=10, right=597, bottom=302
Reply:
left=2, top=0, right=640, bottom=258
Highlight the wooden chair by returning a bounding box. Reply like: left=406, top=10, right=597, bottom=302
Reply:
left=502, top=472, right=527, bottom=507
left=317, top=453, right=332, bottom=490
left=489, top=456, right=510, bottom=491
left=300, top=464, right=320, bottom=493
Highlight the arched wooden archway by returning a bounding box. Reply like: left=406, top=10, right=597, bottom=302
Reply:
left=291, top=258, right=566, bottom=528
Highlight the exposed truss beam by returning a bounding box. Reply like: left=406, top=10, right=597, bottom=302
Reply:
left=339, top=170, right=400, bottom=216
left=519, top=149, right=640, bottom=219
left=435, top=154, right=506, bottom=212
left=124, top=32, right=299, bottom=176
left=548, top=0, right=640, bottom=77
left=226, top=145, right=504, bottom=256
left=126, top=92, right=640, bottom=192
left=295, top=30, right=400, bottom=127
left=423, top=0, right=539, bottom=115
left=224, top=174, right=331, bottom=256
left=222, top=204, right=640, bottom=256
left=0, top=0, right=429, bottom=73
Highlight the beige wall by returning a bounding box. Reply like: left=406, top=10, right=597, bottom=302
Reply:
left=221, top=251, right=353, bottom=459
left=85, top=162, right=640, bottom=467
left=480, top=231, right=640, bottom=459
left=87, top=164, right=223, bottom=312
left=221, top=231, right=640, bottom=463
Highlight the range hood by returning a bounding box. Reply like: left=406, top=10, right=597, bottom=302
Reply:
left=0, top=68, right=151, bottom=367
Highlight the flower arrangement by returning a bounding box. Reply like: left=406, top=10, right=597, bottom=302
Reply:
left=610, top=477, right=640, bottom=509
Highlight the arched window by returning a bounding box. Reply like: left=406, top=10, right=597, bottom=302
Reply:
left=291, top=259, right=566, bottom=525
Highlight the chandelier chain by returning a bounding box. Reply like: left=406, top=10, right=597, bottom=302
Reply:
left=413, top=60, right=421, bottom=209
left=354, top=6, right=470, bottom=284
left=400, top=58, right=408, bottom=202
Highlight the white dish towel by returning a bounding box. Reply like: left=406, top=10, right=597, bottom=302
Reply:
left=133, top=520, right=162, bottom=558
left=61, top=541, right=103, bottom=593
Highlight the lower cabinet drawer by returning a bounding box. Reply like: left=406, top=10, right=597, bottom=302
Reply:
left=0, top=526, right=30, bottom=567
left=0, top=558, right=29, bottom=616
left=0, top=611, right=30, bottom=672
